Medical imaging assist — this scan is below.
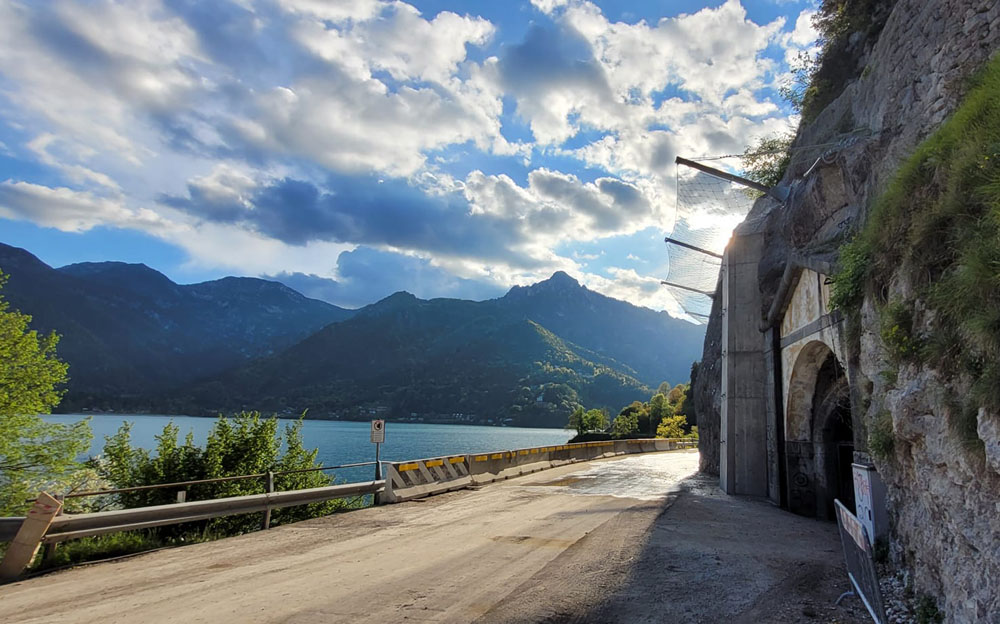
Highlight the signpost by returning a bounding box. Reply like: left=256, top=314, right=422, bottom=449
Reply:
left=834, top=499, right=887, bottom=624
left=371, top=420, right=385, bottom=480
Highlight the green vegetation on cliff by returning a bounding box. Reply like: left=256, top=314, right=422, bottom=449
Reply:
left=832, top=55, right=1000, bottom=440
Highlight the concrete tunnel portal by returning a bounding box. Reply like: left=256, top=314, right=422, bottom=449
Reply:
left=717, top=233, right=863, bottom=522
left=784, top=340, right=855, bottom=520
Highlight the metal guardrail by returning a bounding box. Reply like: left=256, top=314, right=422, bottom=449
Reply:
left=25, top=461, right=379, bottom=503
left=1, top=437, right=696, bottom=579
left=2, top=480, right=384, bottom=545
left=0, top=518, right=22, bottom=543
left=0, top=481, right=384, bottom=581
left=43, top=480, right=384, bottom=543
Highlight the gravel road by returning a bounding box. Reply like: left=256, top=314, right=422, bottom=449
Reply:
left=0, top=450, right=868, bottom=623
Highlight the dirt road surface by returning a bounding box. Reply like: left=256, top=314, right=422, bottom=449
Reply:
left=0, top=451, right=868, bottom=623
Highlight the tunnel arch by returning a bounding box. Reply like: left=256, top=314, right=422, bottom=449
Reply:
left=784, top=340, right=854, bottom=520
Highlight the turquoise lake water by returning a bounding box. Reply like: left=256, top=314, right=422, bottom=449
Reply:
left=43, top=415, right=572, bottom=483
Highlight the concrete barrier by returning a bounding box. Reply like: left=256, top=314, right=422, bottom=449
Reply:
left=383, top=438, right=696, bottom=503
left=382, top=454, right=471, bottom=503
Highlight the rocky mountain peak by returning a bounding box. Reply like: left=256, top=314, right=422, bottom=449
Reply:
left=503, top=271, right=584, bottom=300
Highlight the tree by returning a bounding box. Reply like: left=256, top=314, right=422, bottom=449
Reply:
left=611, top=411, right=639, bottom=438
left=566, top=406, right=586, bottom=435
left=666, top=384, right=687, bottom=410
left=741, top=132, right=793, bottom=197
left=0, top=272, right=91, bottom=516
left=618, top=400, right=650, bottom=435
left=581, top=408, right=609, bottom=433
left=647, top=393, right=671, bottom=436
left=656, top=415, right=688, bottom=439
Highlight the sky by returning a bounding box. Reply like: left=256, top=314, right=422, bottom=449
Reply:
left=0, top=0, right=819, bottom=313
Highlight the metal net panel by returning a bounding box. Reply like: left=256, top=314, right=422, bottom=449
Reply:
left=664, top=162, right=758, bottom=323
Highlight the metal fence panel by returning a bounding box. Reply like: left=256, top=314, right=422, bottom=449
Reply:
left=835, top=499, right=887, bottom=624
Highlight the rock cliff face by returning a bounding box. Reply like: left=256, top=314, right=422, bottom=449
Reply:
left=695, top=1, right=1000, bottom=620
left=692, top=277, right=722, bottom=476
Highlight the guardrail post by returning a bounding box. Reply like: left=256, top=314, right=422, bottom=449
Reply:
left=261, top=471, right=274, bottom=530
left=42, top=494, right=64, bottom=565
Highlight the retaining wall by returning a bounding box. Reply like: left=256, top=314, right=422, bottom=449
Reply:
left=382, top=438, right=695, bottom=503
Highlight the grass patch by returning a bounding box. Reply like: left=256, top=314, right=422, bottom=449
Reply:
left=879, top=368, right=898, bottom=388
left=31, top=531, right=173, bottom=571
left=868, top=410, right=895, bottom=461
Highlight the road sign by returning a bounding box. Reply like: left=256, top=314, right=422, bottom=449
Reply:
left=371, top=419, right=385, bottom=444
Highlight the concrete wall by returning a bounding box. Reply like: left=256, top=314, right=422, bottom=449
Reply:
left=719, top=231, right=769, bottom=497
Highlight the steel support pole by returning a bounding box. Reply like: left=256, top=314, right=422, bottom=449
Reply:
left=261, top=471, right=274, bottom=530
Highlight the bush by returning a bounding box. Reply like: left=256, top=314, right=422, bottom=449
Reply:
left=99, top=412, right=357, bottom=538
left=740, top=133, right=793, bottom=192
left=879, top=299, right=921, bottom=363
left=868, top=411, right=895, bottom=461
left=830, top=237, right=871, bottom=312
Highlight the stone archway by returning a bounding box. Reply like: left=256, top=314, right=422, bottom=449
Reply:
left=784, top=340, right=854, bottom=520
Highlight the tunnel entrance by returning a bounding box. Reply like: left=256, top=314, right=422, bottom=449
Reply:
left=785, top=342, right=854, bottom=520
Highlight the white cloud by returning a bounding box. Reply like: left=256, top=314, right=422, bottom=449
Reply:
left=0, top=181, right=167, bottom=233
left=277, top=0, right=381, bottom=23
left=788, top=9, right=819, bottom=47
left=0, top=0, right=814, bottom=315
left=295, top=4, right=494, bottom=84
left=581, top=267, right=688, bottom=319
left=530, top=0, right=570, bottom=14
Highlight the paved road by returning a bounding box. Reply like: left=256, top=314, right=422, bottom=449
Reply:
left=0, top=450, right=865, bottom=623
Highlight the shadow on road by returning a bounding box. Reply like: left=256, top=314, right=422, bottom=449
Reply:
left=475, top=473, right=868, bottom=624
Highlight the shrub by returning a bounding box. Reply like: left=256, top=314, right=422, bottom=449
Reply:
left=879, top=299, right=921, bottom=363
left=868, top=411, right=895, bottom=461
left=99, top=412, right=355, bottom=538
left=740, top=133, right=793, bottom=192
left=830, top=237, right=871, bottom=312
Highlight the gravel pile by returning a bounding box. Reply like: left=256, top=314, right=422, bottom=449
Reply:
left=879, top=569, right=917, bottom=624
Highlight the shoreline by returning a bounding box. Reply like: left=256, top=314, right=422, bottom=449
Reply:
left=47, top=412, right=572, bottom=431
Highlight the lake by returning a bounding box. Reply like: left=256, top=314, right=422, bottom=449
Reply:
left=43, top=415, right=573, bottom=483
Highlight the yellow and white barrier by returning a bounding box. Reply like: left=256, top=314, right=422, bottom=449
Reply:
left=382, top=455, right=471, bottom=503
left=381, top=438, right=696, bottom=503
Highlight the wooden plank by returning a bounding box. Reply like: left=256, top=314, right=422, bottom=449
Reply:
left=0, top=492, right=62, bottom=581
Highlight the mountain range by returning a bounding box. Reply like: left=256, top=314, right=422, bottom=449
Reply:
left=0, top=242, right=704, bottom=426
